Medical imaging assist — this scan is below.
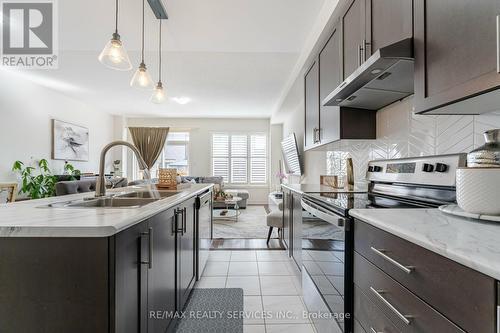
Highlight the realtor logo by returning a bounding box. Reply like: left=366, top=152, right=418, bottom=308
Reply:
left=1, top=0, right=58, bottom=68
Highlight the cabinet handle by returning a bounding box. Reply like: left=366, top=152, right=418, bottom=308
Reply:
left=363, top=39, right=370, bottom=61
left=497, top=14, right=500, bottom=73
left=370, top=328, right=383, bottom=333
left=141, top=227, right=153, bottom=269
left=370, top=247, right=414, bottom=274
left=182, top=207, right=187, bottom=233
left=358, top=44, right=361, bottom=66
left=312, top=128, right=321, bottom=144
left=175, top=208, right=184, bottom=235
left=358, top=44, right=364, bottom=67
left=370, top=287, right=411, bottom=325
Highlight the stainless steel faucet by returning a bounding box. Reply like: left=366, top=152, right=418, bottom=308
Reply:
left=95, top=140, right=149, bottom=197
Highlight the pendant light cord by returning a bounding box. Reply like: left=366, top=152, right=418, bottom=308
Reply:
left=158, top=20, right=162, bottom=82
left=141, top=0, right=145, bottom=63
left=114, top=0, right=118, bottom=33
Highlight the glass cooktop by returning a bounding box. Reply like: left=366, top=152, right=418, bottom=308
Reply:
left=305, top=192, right=433, bottom=217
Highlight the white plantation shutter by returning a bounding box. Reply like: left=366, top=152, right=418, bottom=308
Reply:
left=250, top=134, right=267, bottom=183
left=212, top=134, right=229, bottom=182
left=212, top=133, right=267, bottom=184
left=231, top=135, right=248, bottom=183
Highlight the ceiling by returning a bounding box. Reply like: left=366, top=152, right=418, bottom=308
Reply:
left=3, top=0, right=326, bottom=118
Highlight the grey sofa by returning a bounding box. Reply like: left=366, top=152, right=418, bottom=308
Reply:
left=55, top=178, right=128, bottom=196
left=128, top=176, right=250, bottom=208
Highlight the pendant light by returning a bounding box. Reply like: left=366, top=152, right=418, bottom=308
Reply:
left=98, top=0, right=132, bottom=71
left=151, top=20, right=166, bottom=103
left=130, top=0, right=154, bottom=89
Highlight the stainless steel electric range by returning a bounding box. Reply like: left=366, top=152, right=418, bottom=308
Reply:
left=300, top=154, right=467, bottom=333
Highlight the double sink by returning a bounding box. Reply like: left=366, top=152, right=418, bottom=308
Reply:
left=46, top=190, right=181, bottom=209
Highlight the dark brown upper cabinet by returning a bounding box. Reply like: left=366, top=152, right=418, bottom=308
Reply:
left=365, top=0, right=413, bottom=56
left=414, top=0, right=500, bottom=114
left=319, top=27, right=342, bottom=144
left=319, top=26, right=376, bottom=145
left=342, top=0, right=366, bottom=79
left=304, top=60, right=320, bottom=150
left=342, top=0, right=413, bottom=79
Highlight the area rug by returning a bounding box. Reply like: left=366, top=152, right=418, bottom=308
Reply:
left=213, top=205, right=269, bottom=239
left=174, top=288, right=243, bottom=333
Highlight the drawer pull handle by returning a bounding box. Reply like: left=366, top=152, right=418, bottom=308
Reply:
left=370, top=287, right=411, bottom=326
left=371, top=247, right=414, bottom=274
left=370, top=328, right=383, bottom=333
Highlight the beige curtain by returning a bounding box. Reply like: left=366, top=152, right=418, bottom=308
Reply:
left=128, top=127, right=170, bottom=169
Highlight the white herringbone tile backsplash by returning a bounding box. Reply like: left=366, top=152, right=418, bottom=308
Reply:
left=322, top=96, right=500, bottom=182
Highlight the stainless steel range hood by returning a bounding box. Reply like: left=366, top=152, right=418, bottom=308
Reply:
left=323, top=38, right=414, bottom=110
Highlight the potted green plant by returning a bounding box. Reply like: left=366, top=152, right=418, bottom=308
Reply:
left=12, top=159, right=80, bottom=199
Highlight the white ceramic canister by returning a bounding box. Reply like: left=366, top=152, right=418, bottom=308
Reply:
left=456, top=167, right=500, bottom=215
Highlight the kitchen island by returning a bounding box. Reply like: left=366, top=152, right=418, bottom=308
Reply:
left=0, top=183, right=213, bottom=333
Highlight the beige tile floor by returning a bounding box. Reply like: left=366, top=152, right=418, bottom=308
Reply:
left=196, top=250, right=317, bottom=333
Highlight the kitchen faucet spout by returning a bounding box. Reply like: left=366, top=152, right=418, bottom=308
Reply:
left=95, top=140, right=149, bottom=197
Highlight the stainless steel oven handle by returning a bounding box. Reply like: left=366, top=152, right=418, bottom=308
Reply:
left=301, top=198, right=346, bottom=229
left=370, top=247, right=414, bottom=274
left=370, top=287, right=411, bottom=326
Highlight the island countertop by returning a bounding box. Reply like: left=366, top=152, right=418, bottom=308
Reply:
left=350, top=208, right=500, bottom=280
left=0, top=183, right=213, bottom=238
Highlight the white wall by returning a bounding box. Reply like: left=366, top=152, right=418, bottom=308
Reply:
left=125, top=117, right=272, bottom=204
left=0, top=70, right=114, bottom=182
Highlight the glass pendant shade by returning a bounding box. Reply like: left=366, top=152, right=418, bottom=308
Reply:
left=130, top=62, right=154, bottom=89
left=98, top=33, right=132, bottom=71
left=151, top=82, right=166, bottom=104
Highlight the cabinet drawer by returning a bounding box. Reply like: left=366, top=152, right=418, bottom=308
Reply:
left=354, top=285, right=399, bottom=333
left=354, top=220, right=495, bottom=333
left=354, top=252, right=465, bottom=333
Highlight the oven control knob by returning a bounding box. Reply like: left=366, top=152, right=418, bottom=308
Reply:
left=435, top=163, right=448, bottom=173
left=368, top=166, right=374, bottom=172
left=373, top=166, right=383, bottom=172
left=422, top=163, right=434, bottom=172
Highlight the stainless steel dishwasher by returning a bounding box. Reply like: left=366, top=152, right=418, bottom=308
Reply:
left=196, top=190, right=213, bottom=280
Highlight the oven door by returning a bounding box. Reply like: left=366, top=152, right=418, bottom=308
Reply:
left=301, top=196, right=352, bottom=333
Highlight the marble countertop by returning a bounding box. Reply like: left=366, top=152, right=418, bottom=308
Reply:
left=0, top=184, right=213, bottom=238
left=350, top=208, right=500, bottom=280
left=281, top=183, right=367, bottom=194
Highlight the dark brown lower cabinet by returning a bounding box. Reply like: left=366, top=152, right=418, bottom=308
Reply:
left=146, top=208, right=177, bottom=333
left=354, top=219, right=497, bottom=333
left=354, top=285, right=399, bottom=333
left=177, top=198, right=196, bottom=309
left=354, top=253, right=464, bottom=333
left=114, top=218, right=149, bottom=333
left=0, top=195, right=201, bottom=333
left=0, top=237, right=110, bottom=333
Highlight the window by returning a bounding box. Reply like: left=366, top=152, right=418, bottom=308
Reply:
left=211, top=133, right=267, bottom=184
left=133, top=131, right=190, bottom=178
